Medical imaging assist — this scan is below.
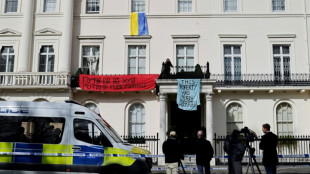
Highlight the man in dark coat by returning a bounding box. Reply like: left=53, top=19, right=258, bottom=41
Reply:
left=193, top=130, right=214, bottom=174
left=162, top=131, right=182, bottom=174
left=224, top=130, right=245, bottom=174
left=259, top=123, right=278, bottom=174
left=159, top=58, right=173, bottom=78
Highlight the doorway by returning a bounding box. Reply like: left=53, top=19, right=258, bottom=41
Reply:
left=170, top=101, right=202, bottom=154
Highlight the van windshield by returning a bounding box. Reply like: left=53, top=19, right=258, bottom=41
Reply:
left=97, top=118, right=124, bottom=143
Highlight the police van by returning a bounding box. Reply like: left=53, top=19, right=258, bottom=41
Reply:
left=0, top=100, right=152, bottom=174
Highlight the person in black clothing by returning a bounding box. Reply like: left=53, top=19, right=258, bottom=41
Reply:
left=194, top=130, right=214, bottom=174
left=162, top=131, right=182, bottom=174
left=159, top=58, right=173, bottom=78
left=259, top=123, right=278, bottom=174
left=224, top=130, right=245, bottom=174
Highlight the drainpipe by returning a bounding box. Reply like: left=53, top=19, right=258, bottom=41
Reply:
left=303, top=0, right=310, bottom=74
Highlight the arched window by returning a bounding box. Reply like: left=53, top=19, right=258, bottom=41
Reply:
left=33, top=98, right=48, bottom=102
left=1, top=46, right=14, bottom=72
left=226, top=103, right=243, bottom=135
left=85, top=103, right=99, bottom=114
left=276, top=103, right=293, bottom=136
left=128, top=103, right=145, bottom=137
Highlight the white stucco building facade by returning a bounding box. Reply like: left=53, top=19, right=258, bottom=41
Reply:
left=1, top=0, right=310, bottom=159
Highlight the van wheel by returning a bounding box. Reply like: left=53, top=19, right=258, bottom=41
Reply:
left=101, top=165, right=126, bottom=174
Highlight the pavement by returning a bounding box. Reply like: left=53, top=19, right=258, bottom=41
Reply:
left=151, top=165, right=310, bottom=173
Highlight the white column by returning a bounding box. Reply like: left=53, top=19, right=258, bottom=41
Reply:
left=59, top=0, right=74, bottom=72
left=18, top=0, right=34, bottom=72
left=205, top=92, right=214, bottom=147
left=159, top=93, right=167, bottom=165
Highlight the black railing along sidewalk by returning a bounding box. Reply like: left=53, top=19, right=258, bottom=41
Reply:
left=214, top=134, right=310, bottom=165
left=121, top=133, right=159, bottom=165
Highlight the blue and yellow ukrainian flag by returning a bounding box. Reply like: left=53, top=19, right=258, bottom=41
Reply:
left=130, top=13, right=148, bottom=35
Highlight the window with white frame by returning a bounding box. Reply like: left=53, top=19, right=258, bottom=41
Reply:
left=82, top=46, right=100, bottom=75
left=178, top=0, right=192, bottom=13
left=128, top=103, right=145, bottom=137
left=86, top=0, right=100, bottom=14
left=273, top=45, right=290, bottom=81
left=128, top=45, right=146, bottom=74
left=224, top=0, right=237, bottom=12
left=272, top=0, right=285, bottom=12
left=39, top=46, right=55, bottom=72
left=176, top=45, right=194, bottom=72
left=0, top=46, right=14, bottom=72
left=276, top=103, right=293, bottom=136
left=224, top=45, right=241, bottom=80
left=85, top=103, right=100, bottom=114
left=226, top=103, right=243, bottom=135
left=44, top=0, right=57, bottom=12
left=131, top=0, right=145, bottom=12
left=5, top=0, right=18, bottom=13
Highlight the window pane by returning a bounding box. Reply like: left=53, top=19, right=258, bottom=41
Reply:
left=138, top=46, right=146, bottom=56
left=86, top=0, right=100, bottom=13
left=44, top=0, right=56, bottom=12
left=272, top=0, right=285, bottom=11
left=233, top=46, right=241, bottom=54
left=224, top=0, right=237, bottom=12
left=273, top=46, right=280, bottom=54
left=177, top=46, right=184, bottom=55
left=129, top=104, right=145, bottom=136
left=48, top=55, right=55, bottom=72
left=8, top=55, right=14, bottom=72
left=277, top=103, right=293, bottom=135
left=282, top=46, right=290, bottom=54
left=138, top=57, right=145, bottom=74
left=186, top=57, right=194, bottom=70
left=5, top=0, right=18, bottom=13
left=226, top=103, right=243, bottom=134
left=224, top=46, right=231, bottom=54
left=186, top=46, right=194, bottom=56
left=132, top=0, right=145, bottom=12
left=0, top=116, right=65, bottom=144
left=178, top=0, right=192, bottom=13
left=129, top=46, right=136, bottom=56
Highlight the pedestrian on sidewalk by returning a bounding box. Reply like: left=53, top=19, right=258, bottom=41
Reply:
left=162, top=131, right=183, bottom=174
left=259, top=123, right=278, bottom=174
left=193, top=130, right=214, bottom=174
left=224, top=130, right=245, bottom=174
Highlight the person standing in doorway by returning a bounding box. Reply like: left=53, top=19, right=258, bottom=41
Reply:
left=162, top=131, right=182, bottom=174
left=193, top=130, right=214, bottom=174
left=259, top=123, right=278, bottom=174
left=224, top=130, right=245, bottom=174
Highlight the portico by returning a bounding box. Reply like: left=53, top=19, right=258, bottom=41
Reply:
left=156, top=79, right=216, bottom=159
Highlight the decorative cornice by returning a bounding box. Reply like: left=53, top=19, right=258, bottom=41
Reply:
left=0, top=28, right=21, bottom=37
left=34, top=28, right=62, bottom=36
left=78, top=35, right=106, bottom=40
left=218, top=34, right=247, bottom=38
left=123, top=35, right=152, bottom=39
left=171, top=34, right=200, bottom=39
left=267, top=34, right=296, bottom=38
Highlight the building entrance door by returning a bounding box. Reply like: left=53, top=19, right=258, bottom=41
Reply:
left=170, top=101, right=202, bottom=154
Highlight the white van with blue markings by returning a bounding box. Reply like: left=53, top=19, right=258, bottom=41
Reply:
left=0, top=100, right=152, bottom=174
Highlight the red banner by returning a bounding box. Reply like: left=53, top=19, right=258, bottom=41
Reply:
left=79, top=74, right=159, bottom=92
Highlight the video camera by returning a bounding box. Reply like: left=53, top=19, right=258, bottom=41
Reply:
left=240, top=126, right=257, bottom=143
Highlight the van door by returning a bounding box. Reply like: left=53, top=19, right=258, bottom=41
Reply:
left=68, top=118, right=113, bottom=173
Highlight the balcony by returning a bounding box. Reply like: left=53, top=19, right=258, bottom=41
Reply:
left=0, top=72, right=70, bottom=89
left=160, top=66, right=310, bottom=87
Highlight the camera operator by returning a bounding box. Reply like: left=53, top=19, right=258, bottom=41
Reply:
left=259, top=123, right=278, bottom=174
left=224, top=130, right=245, bottom=174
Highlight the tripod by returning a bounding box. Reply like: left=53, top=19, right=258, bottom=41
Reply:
left=245, top=144, right=262, bottom=174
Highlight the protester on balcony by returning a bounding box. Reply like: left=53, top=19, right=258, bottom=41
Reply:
left=224, top=130, right=245, bottom=174
left=193, top=130, right=213, bottom=174
left=159, top=58, right=173, bottom=78
left=162, top=131, right=183, bottom=174
left=259, top=123, right=278, bottom=174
